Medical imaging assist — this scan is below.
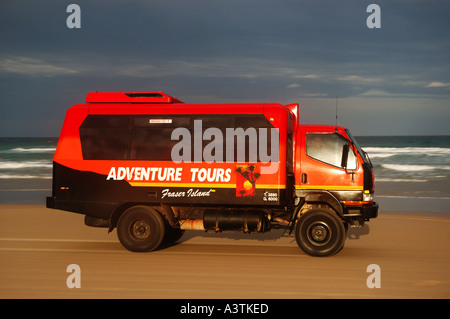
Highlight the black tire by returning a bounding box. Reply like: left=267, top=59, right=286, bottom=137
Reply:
left=117, top=206, right=165, bottom=252
left=162, top=226, right=185, bottom=245
left=295, top=208, right=346, bottom=257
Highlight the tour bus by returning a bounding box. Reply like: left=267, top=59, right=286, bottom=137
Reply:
left=46, top=91, right=378, bottom=256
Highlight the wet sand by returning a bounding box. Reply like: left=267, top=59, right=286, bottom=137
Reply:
left=0, top=204, right=449, bottom=299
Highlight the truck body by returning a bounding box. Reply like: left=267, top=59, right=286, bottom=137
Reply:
left=46, top=92, right=378, bottom=256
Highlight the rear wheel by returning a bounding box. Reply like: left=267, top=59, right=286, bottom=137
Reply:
left=162, top=224, right=185, bottom=245
left=295, top=208, right=346, bottom=257
left=117, top=206, right=165, bottom=252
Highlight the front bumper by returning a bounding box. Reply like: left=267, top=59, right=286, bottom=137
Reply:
left=362, top=202, right=379, bottom=220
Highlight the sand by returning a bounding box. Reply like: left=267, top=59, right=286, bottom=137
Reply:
left=0, top=204, right=449, bottom=299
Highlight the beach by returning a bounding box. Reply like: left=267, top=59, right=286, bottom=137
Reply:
left=0, top=203, right=449, bottom=299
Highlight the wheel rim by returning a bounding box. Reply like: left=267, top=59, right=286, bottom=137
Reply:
left=307, top=221, right=331, bottom=246
left=130, top=219, right=150, bottom=240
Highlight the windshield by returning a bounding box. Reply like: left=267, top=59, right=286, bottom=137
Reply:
left=344, top=129, right=371, bottom=166
left=306, top=133, right=357, bottom=170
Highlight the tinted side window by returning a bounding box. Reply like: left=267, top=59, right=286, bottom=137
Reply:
left=232, top=115, right=276, bottom=163
left=79, top=116, right=131, bottom=160
left=306, top=133, right=356, bottom=169
left=130, top=128, right=174, bottom=160
left=130, top=116, right=191, bottom=161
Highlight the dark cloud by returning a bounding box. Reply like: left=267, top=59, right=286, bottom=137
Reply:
left=0, top=0, right=449, bottom=136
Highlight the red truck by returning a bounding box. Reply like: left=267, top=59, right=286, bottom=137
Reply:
left=46, top=92, right=378, bottom=256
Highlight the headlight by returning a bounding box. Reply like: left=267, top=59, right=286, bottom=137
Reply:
left=363, top=191, right=374, bottom=202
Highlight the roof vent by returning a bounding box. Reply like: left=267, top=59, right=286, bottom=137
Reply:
left=86, top=91, right=183, bottom=103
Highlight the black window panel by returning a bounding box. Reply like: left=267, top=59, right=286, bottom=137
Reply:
left=235, top=115, right=272, bottom=128
left=80, top=128, right=130, bottom=160
left=227, top=129, right=276, bottom=163
left=79, top=115, right=131, bottom=160
left=193, top=115, right=233, bottom=128
left=130, top=128, right=174, bottom=160
left=82, top=115, right=131, bottom=128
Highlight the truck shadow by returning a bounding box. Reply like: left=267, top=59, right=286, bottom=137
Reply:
left=347, top=224, right=370, bottom=239
left=178, top=228, right=288, bottom=243
left=169, top=224, right=371, bottom=247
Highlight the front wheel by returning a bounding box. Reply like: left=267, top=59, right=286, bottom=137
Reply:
left=294, top=208, right=346, bottom=257
left=117, top=206, right=165, bottom=252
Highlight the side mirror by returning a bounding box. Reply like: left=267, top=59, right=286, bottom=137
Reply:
left=341, top=144, right=349, bottom=169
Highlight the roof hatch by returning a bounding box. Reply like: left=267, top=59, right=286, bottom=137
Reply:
left=85, top=92, right=184, bottom=103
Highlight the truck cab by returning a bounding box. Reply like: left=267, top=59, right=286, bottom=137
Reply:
left=296, top=125, right=376, bottom=220
left=290, top=124, right=378, bottom=255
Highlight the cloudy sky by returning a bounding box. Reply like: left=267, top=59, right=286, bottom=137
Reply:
left=1, top=0, right=449, bottom=137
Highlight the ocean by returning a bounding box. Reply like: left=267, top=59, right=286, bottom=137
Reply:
left=356, top=135, right=450, bottom=213
left=0, top=137, right=56, bottom=204
left=1, top=136, right=449, bottom=213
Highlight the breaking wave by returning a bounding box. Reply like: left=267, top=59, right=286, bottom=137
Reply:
left=365, top=147, right=450, bottom=159
left=381, top=164, right=450, bottom=172
left=3, top=147, right=56, bottom=153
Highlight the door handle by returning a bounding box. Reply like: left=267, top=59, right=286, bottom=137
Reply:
left=301, top=173, right=307, bottom=184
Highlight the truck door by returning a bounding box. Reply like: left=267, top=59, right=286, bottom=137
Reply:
left=297, top=128, right=362, bottom=192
